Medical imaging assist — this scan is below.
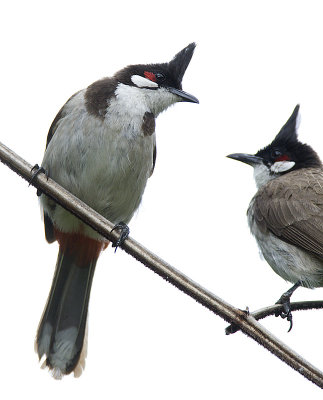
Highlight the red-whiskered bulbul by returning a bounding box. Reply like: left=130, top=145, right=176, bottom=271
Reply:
left=35, top=43, right=199, bottom=379
left=227, top=105, right=323, bottom=330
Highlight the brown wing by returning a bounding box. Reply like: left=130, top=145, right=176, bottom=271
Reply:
left=252, top=168, right=323, bottom=258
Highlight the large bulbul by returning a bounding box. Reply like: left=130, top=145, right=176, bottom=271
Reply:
left=227, top=105, right=323, bottom=329
left=35, top=43, right=198, bottom=379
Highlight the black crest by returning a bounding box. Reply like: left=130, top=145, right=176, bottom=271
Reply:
left=256, top=105, right=322, bottom=170
left=168, top=42, right=196, bottom=88
left=272, top=104, right=300, bottom=146
left=114, top=43, right=196, bottom=90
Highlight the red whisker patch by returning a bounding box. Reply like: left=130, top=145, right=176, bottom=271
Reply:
left=275, top=154, right=290, bottom=162
left=144, top=71, right=156, bottom=82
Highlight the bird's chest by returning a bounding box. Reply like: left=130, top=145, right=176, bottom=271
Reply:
left=247, top=199, right=322, bottom=286
left=42, top=110, right=155, bottom=223
left=90, top=127, right=154, bottom=220
left=247, top=203, right=295, bottom=282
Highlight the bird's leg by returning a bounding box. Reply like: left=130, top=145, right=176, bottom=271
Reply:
left=30, top=164, right=49, bottom=196
left=275, top=281, right=301, bottom=332
left=111, top=222, right=130, bottom=252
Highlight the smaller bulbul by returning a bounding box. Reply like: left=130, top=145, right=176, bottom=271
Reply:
left=227, top=105, right=323, bottom=330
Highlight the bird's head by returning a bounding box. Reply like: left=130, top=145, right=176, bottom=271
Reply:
left=227, top=105, right=322, bottom=188
left=113, top=43, right=199, bottom=115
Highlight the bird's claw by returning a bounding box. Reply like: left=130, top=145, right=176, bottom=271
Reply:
left=274, top=282, right=300, bottom=332
left=275, top=295, right=293, bottom=332
left=30, top=164, right=48, bottom=196
left=286, top=313, right=293, bottom=333
left=111, top=222, right=130, bottom=252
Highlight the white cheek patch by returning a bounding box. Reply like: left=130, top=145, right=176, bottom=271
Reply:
left=131, top=75, right=158, bottom=88
left=270, top=161, right=295, bottom=173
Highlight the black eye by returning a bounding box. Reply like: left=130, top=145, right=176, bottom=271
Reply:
left=271, top=149, right=282, bottom=158
left=155, top=72, right=166, bottom=83
left=270, top=148, right=291, bottom=162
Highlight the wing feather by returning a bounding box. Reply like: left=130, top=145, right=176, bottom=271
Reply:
left=252, top=168, right=323, bottom=258
left=43, top=91, right=81, bottom=242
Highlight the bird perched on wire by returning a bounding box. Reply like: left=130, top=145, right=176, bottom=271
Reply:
left=227, top=105, right=323, bottom=331
left=34, top=43, right=199, bottom=378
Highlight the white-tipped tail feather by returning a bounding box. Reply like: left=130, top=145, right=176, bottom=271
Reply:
left=36, top=243, right=98, bottom=378
left=38, top=323, right=88, bottom=379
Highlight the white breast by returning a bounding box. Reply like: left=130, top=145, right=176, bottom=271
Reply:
left=41, top=90, right=155, bottom=239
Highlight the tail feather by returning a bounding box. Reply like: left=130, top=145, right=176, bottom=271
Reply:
left=36, top=233, right=105, bottom=378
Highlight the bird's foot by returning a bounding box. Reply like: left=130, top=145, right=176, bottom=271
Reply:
left=274, top=282, right=301, bottom=332
left=111, top=222, right=130, bottom=252
left=30, top=164, right=48, bottom=196
left=275, top=294, right=293, bottom=332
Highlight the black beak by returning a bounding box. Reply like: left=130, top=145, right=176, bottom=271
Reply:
left=227, top=153, right=264, bottom=166
left=167, top=87, right=199, bottom=103
left=167, top=42, right=199, bottom=104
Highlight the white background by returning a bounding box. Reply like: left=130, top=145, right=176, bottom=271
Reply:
left=0, top=0, right=323, bottom=398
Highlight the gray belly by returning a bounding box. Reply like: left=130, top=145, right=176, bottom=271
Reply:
left=248, top=207, right=323, bottom=288
left=41, top=115, right=154, bottom=239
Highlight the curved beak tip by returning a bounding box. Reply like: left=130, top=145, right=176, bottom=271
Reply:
left=168, top=87, right=199, bottom=104
left=184, top=95, right=199, bottom=104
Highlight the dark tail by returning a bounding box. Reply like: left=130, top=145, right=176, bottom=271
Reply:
left=36, top=233, right=104, bottom=378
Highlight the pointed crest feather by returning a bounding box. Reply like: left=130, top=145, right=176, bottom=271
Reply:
left=273, top=104, right=300, bottom=145
left=168, top=43, right=196, bottom=86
